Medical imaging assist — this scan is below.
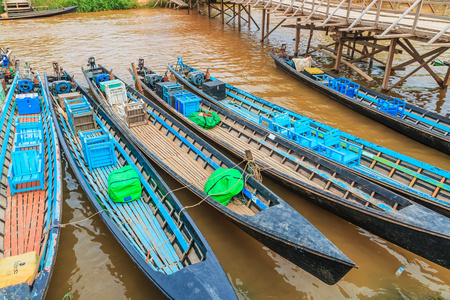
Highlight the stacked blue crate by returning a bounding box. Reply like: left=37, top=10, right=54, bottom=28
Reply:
left=79, top=129, right=116, bottom=172
left=314, top=75, right=360, bottom=99
left=172, top=93, right=201, bottom=116
left=8, top=115, right=45, bottom=195
left=259, top=113, right=362, bottom=166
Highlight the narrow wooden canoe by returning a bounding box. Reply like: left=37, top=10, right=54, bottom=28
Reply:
left=45, top=69, right=237, bottom=299
left=0, top=6, right=77, bottom=21
left=82, top=60, right=358, bottom=285
left=135, top=61, right=450, bottom=270
left=269, top=51, right=450, bottom=155
left=168, top=59, right=450, bottom=218
left=0, top=71, right=62, bottom=299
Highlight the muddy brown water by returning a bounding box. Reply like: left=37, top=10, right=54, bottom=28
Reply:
left=1, top=8, right=450, bottom=299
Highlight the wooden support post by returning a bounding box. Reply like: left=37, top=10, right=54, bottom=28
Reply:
left=305, top=25, right=314, bottom=57
left=266, top=9, right=270, bottom=33
left=443, top=66, right=450, bottom=88
left=221, top=0, right=224, bottom=24
left=294, top=18, right=301, bottom=56
left=261, top=9, right=266, bottom=43
left=369, top=33, right=376, bottom=69
left=248, top=5, right=251, bottom=29
left=238, top=4, right=241, bottom=30
left=333, top=35, right=344, bottom=71
left=382, top=38, right=398, bottom=91
left=208, top=0, right=211, bottom=17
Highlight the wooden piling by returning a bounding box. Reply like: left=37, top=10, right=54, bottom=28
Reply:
left=248, top=5, right=251, bottom=29
left=221, top=0, right=224, bottom=24
left=294, top=19, right=301, bottom=56
left=238, top=4, right=241, bottom=31
left=382, top=38, right=398, bottom=91
left=261, top=9, right=266, bottom=43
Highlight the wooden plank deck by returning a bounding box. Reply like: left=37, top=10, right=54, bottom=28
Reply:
left=4, top=185, right=45, bottom=257
left=127, top=110, right=256, bottom=217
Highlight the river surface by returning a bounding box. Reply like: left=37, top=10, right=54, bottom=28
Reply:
left=1, top=8, right=450, bottom=300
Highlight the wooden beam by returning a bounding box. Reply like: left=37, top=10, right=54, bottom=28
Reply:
left=399, top=39, right=444, bottom=86
left=387, top=49, right=446, bottom=90
left=261, top=18, right=286, bottom=41
left=382, top=38, right=398, bottom=91
left=393, top=46, right=445, bottom=70
left=375, top=33, right=416, bottom=39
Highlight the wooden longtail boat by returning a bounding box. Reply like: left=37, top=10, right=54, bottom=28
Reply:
left=0, top=6, right=77, bottom=21
left=45, top=67, right=237, bottom=299
left=0, top=69, right=62, bottom=299
left=82, top=59, right=358, bottom=285
left=269, top=50, right=450, bottom=155
left=135, top=60, right=450, bottom=270
left=167, top=58, right=450, bottom=218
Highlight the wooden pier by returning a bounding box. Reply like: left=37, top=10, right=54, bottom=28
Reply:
left=198, top=0, right=450, bottom=91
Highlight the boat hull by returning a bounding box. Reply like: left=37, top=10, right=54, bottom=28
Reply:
left=270, top=52, right=450, bottom=155
left=0, top=6, right=77, bottom=20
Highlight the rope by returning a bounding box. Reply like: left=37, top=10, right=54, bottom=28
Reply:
left=175, top=161, right=251, bottom=223
left=43, top=209, right=107, bottom=235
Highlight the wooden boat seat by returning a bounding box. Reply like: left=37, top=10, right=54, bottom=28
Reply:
left=7, top=149, right=44, bottom=195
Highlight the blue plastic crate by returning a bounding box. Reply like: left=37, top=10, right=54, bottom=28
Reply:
left=79, top=129, right=116, bottom=171
left=173, top=93, right=200, bottom=116
left=16, top=93, right=41, bottom=115
left=162, top=83, right=184, bottom=106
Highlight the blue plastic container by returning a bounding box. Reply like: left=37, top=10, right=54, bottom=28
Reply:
left=16, top=93, right=41, bottom=115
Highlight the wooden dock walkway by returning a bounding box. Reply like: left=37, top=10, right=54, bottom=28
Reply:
left=202, top=0, right=450, bottom=90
